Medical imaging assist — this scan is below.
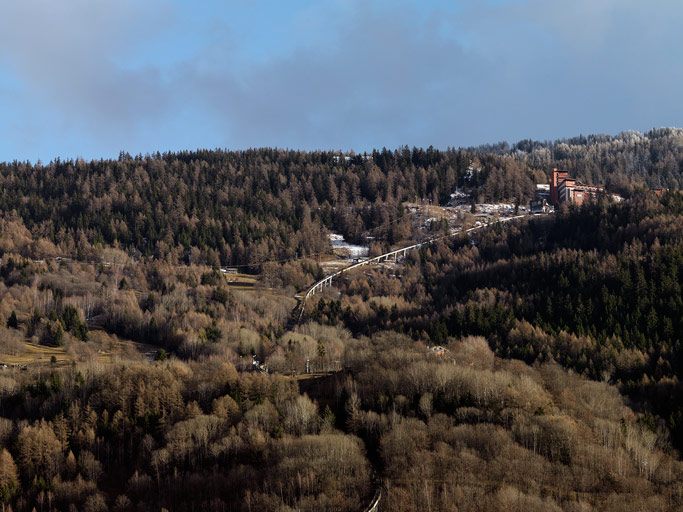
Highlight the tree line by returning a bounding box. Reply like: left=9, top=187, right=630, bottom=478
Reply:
left=2, top=129, right=681, bottom=267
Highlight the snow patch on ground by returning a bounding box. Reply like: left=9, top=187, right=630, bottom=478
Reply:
left=329, top=234, right=369, bottom=258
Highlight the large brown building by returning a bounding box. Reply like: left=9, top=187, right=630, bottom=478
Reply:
left=549, top=168, right=618, bottom=206
left=550, top=168, right=569, bottom=205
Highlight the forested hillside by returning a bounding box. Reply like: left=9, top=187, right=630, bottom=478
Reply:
left=0, top=128, right=681, bottom=267
left=4, top=330, right=682, bottom=511
left=510, top=128, right=683, bottom=194
left=2, top=133, right=683, bottom=511
left=309, top=191, right=683, bottom=450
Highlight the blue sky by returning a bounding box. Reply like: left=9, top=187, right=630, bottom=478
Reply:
left=0, top=0, right=682, bottom=162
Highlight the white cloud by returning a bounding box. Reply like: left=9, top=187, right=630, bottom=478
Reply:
left=0, top=0, right=682, bottom=159
left=0, top=0, right=176, bottom=140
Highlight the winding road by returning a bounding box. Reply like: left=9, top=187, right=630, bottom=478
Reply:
left=294, top=214, right=532, bottom=323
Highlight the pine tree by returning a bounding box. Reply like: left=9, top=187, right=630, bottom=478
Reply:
left=6, top=311, right=18, bottom=329
left=0, top=449, right=19, bottom=506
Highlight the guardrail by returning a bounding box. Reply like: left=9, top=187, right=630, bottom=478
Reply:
left=295, top=215, right=530, bottom=321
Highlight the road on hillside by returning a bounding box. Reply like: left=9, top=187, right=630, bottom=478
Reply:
left=294, top=214, right=539, bottom=322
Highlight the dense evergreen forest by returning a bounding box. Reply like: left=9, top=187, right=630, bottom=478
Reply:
left=310, top=191, right=683, bottom=453
left=0, top=128, right=681, bottom=267
left=2, top=130, right=683, bottom=511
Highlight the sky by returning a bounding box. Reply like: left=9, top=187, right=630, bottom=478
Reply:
left=0, top=0, right=682, bottom=162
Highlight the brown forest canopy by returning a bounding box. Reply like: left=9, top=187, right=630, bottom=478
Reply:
left=0, top=128, right=681, bottom=266
left=308, top=192, right=683, bottom=452
left=1, top=131, right=683, bottom=511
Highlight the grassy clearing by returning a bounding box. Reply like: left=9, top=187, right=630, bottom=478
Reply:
left=224, top=273, right=258, bottom=286
left=0, top=342, right=69, bottom=366
left=0, top=331, right=157, bottom=368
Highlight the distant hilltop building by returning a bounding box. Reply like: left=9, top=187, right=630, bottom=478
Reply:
left=529, top=197, right=550, bottom=214
left=549, top=168, right=622, bottom=206
left=332, top=154, right=372, bottom=164
left=535, top=183, right=550, bottom=200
